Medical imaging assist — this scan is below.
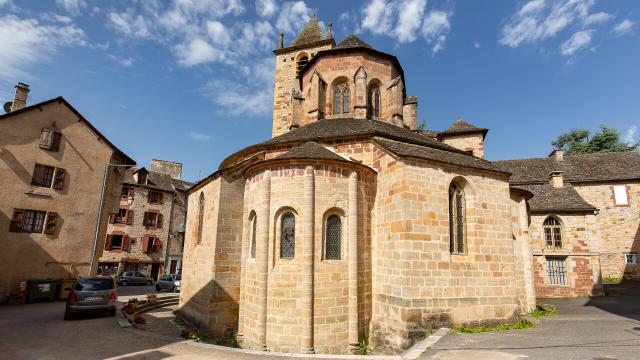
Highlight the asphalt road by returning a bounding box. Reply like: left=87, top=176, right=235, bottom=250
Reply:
left=421, top=295, right=640, bottom=360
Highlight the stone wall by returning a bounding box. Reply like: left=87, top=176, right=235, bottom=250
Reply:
left=529, top=213, right=602, bottom=297
left=574, top=182, right=640, bottom=279
left=440, top=133, right=485, bottom=159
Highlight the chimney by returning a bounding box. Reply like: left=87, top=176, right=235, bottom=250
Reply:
left=11, top=82, right=29, bottom=112
left=278, top=32, right=284, bottom=49
left=549, top=148, right=564, bottom=161
left=327, top=22, right=333, bottom=39
left=549, top=171, right=564, bottom=188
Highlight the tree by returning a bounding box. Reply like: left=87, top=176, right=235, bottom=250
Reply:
left=552, top=125, right=638, bottom=155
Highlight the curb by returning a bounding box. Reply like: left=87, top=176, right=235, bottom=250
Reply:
left=403, top=328, right=450, bottom=359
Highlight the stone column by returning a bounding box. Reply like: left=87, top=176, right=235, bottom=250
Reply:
left=301, top=165, right=315, bottom=353
left=354, top=66, right=367, bottom=118
left=348, top=171, right=359, bottom=352
left=237, top=189, right=251, bottom=344
left=256, top=170, right=271, bottom=350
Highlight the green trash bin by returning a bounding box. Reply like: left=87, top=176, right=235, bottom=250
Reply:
left=26, top=279, right=59, bottom=303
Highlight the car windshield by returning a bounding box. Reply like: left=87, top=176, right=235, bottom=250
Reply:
left=74, top=278, right=114, bottom=291
left=174, top=275, right=181, bottom=281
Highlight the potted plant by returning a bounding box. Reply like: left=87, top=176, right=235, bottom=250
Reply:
left=133, top=315, right=146, bottom=330
left=147, top=294, right=158, bottom=304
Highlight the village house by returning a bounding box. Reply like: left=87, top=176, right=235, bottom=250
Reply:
left=178, top=19, right=538, bottom=354
left=98, top=160, right=191, bottom=279
left=0, top=83, right=135, bottom=302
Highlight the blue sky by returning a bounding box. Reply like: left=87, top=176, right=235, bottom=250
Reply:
left=0, top=0, right=638, bottom=182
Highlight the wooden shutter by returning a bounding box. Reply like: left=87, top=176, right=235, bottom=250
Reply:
left=31, top=165, right=45, bottom=186
left=44, top=212, right=57, bottom=234
left=9, top=209, right=25, bottom=232
left=51, top=131, right=61, bottom=151
left=126, top=210, right=134, bottom=225
left=104, top=235, right=113, bottom=250
left=122, top=235, right=130, bottom=251
left=142, top=235, right=150, bottom=253
left=158, top=192, right=164, bottom=204
left=157, top=214, right=163, bottom=229
left=39, top=129, right=53, bottom=149
left=53, top=168, right=66, bottom=190
left=109, top=213, right=116, bottom=224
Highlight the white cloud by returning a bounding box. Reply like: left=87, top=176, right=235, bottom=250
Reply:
left=422, top=10, right=452, bottom=55
left=207, top=21, right=231, bottom=46
left=394, top=0, right=426, bottom=43
left=583, top=12, right=613, bottom=26
left=613, top=19, right=634, bottom=35
left=174, top=37, right=223, bottom=66
left=108, top=11, right=152, bottom=39
left=256, top=0, right=277, bottom=18
left=187, top=131, right=211, bottom=141
left=56, top=0, right=85, bottom=16
left=360, top=0, right=394, bottom=35
left=275, top=1, right=312, bottom=36
left=625, top=125, right=637, bottom=145
left=0, top=15, right=86, bottom=80
left=500, top=0, right=600, bottom=47
left=474, top=42, right=480, bottom=48
left=119, top=57, right=134, bottom=67
left=0, top=0, right=9, bottom=6
left=560, top=30, right=593, bottom=56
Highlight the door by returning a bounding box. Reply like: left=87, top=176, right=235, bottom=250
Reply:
left=150, top=263, right=160, bottom=281
left=170, top=260, right=177, bottom=274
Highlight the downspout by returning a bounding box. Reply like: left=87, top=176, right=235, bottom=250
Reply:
left=164, top=191, right=177, bottom=275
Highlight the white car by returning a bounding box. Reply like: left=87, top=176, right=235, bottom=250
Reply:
left=156, top=274, right=181, bottom=292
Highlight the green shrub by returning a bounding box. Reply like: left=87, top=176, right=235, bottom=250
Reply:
left=458, top=320, right=535, bottom=333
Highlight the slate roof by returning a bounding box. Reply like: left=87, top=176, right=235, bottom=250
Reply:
left=495, top=151, right=640, bottom=184
left=290, top=17, right=326, bottom=46
left=275, top=141, right=348, bottom=162
left=124, top=168, right=192, bottom=192
left=439, top=118, right=488, bottom=137
left=374, top=137, right=507, bottom=173
left=515, top=184, right=597, bottom=213
left=334, top=34, right=373, bottom=49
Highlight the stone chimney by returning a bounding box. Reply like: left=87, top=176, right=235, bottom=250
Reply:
left=327, top=22, right=333, bottom=39
left=549, top=171, right=563, bottom=188
left=11, top=82, right=29, bottom=112
left=403, top=96, right=418, bottom=130
left=151, top=159, right=183, bottom=179
left=549, top=148, right=564, bottom=161
left=278, top=32, right=284, bottom=49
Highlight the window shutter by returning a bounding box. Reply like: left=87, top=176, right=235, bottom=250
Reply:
left=51, top=131, right=62, bottom=151
left=143, top=235, right=149, bottom=253
left=31, top=165, right=44, bottom=186
left=53, top=168, right=66, bottom=190
left=152, top=237, right=159, bottom=252
left=44, top=212, right=58, bottom=234
left=157, top=214, right=163, bottom=229
left=109, top=213, right=116, bottom=224
left=158, top=192, right=164, bottom=204
left=39, top=129, right=53, bottom=149
left=126, top=210, right=134, bottom=225
left=105, top=235, right=113, bottom=250
left=128, top=188, right=134, bottom=199
left=147, top=191, right=152, bottom=203
left=122, top=235, right=130, bottom=251
left=9, top=209, right=25, bottom=232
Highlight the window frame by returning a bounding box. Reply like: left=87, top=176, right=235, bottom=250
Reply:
left=110, top=234, right=124, bottom=250
left=249, top=213, right=257, bottom=259
left=324, top=214, right=342, bottom=260
left=546, top=257, right=569, bottom=286
left=367, top=84, right=381, bottom=118
left=279, top=212, right=296, bottom=259
left=143, top=211, right=158, bottom=228
left=448, top=183, right=466, bottom=255
left=543, top=216, right=563, bottom=249
left=613, top=185, right=629, bottom=206
left=625, top=253, right=637, bottom=265
left=333, top=81, right=350, bottom=115
left=39, top=129, right=62, bottom=151
left=31, top=164, right=55, bottom=188
left=197, top=193, right=205, bottom=245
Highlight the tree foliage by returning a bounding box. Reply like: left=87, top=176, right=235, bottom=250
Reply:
left=552, top=125, right=637, bottom=155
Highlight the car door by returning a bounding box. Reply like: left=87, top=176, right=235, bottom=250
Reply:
left=135, top=272, right=146, bottom=284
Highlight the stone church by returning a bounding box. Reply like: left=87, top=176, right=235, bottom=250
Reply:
left=178, top=18, right=639, bottom=354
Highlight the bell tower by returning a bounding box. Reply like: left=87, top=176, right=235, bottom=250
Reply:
left=272, top=18, right=335, bottom=138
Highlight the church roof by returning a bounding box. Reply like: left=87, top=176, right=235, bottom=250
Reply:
left=439, top=118, right=489, bottom=138
left=290, top=17, right=326, bottom=47
left=275, top=141, right=347, bottom=162
left=514, top=184, right=597, bottom=213
left=495, top=151, right=640, bottom=184
left=335, top=34, right=373, bottom=49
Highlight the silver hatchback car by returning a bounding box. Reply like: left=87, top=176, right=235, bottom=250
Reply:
left=156, top=274, right=181, bottom=292
left=64, top=277, right=117, bottom=320
left=116, top=271, right=154, bottom=286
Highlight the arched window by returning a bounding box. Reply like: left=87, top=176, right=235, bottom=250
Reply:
left=543, top=217, right=562, bottom=249
left=280, top=212, right=296, bottom=258
left=367, top=84, right=381, bottom=118
left=197, top=193, right=205, bottom=245
left=325, top=215, right=342, bottom=260
left=449, top=183, right=465, bottom=254
left=296, top=54, right=309, bottom=76
left=249, top=213, right=257, bottom=258
left=333, top=81, right=350, bottom=115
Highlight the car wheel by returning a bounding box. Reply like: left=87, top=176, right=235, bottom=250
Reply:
left=146, top=280, right=152, bottom=286
left=121, top=280, right=128, bottom=286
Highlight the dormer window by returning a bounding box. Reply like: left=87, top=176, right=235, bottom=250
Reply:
left=333, top=81, right=350, bottom=115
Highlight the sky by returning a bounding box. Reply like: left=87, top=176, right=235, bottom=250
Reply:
left=0, top=0, right=638, bottom=182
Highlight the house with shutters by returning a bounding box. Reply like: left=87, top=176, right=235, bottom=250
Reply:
left=98, top=160, right=191, bottom=280
left=0, top=83, right=135, bottom=301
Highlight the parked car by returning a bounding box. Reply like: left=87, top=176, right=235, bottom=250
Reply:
left=156, top=274, right=181, bottom=292
left=64, top=277, right=117, bottom=320
left=116, top=271, right=154, bottom=286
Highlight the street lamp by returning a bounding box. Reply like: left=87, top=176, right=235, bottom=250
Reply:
left=89, top=162, right=134, bottom=276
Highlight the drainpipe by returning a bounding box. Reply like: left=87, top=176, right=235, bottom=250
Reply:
left=164, top=191, right=177, bottom=275
left=89, top=162, right=131, bottom=276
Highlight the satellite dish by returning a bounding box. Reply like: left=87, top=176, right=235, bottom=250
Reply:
left=3, top=102, right=12, bottom=113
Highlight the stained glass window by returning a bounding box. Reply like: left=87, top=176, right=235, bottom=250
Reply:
left=280, top=212, right=295, bottom=258
left=325, top=215, right=341, bottom=260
